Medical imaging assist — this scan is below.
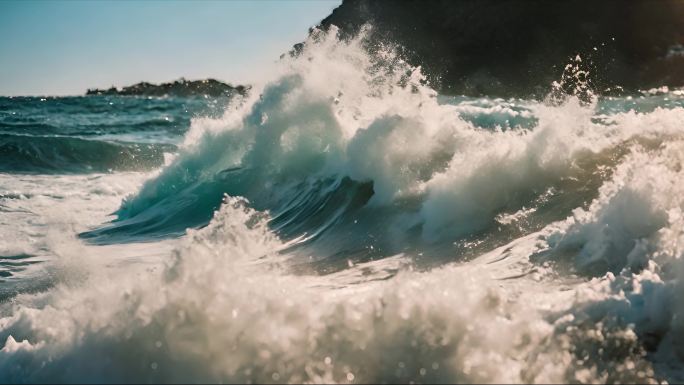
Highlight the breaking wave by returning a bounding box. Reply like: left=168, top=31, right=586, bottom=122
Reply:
left=1, top=27, right=684, bottom=383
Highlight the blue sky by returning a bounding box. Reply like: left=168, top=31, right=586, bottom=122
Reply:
left=0, top=0, right=341, bottom=96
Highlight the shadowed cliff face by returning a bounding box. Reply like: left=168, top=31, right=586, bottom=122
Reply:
left=318, top=0, right=684, bottom=97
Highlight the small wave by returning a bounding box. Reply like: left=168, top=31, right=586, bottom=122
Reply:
left=0, top=133, right=176, bottom=173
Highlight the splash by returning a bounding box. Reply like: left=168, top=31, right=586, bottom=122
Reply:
left=1, top=26, right=684, bottom=383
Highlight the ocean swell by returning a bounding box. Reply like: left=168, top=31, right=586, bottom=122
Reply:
left=0, top=133, right=175, bottom=173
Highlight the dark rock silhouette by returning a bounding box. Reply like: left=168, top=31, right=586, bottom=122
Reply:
left=87, top=78, right=249, bottom=97
left=317, top=0, right=684, bottom=97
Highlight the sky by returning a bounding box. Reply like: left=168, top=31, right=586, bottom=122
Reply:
left=0, top=0, right=341, bottom=96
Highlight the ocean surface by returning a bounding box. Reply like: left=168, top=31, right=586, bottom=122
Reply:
left=1, top=30, right=684, bottom=383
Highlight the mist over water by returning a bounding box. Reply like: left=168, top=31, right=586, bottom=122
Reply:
left=1, top=27, right=684, bottom=383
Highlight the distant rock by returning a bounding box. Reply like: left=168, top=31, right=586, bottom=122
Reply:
left=86, top=78, right=249, bottom=98
left=317, top=0, right=684, bottom=98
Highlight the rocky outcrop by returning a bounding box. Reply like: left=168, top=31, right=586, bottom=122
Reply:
left=87, top=78, right=249, bottom=98
left=318, top=0, right=684, bottom=97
